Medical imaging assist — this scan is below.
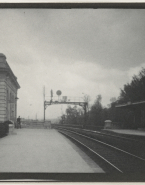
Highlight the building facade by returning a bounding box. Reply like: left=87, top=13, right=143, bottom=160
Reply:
left=0, top=53, right=20, bottom=124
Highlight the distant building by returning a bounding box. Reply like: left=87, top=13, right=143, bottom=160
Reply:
left=116, top=101, right=145, bottom=129
left=0, top=53, right=20, bottom=125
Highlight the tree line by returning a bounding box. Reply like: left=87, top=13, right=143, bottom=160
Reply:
left=60, top=68, right=145, bottom=129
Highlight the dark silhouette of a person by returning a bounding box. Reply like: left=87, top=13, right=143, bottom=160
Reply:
left=17, top=116, right=21, bottom=129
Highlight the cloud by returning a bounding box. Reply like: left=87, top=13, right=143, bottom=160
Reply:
left=1, top=9, right=145, bottom=119
left=1, top=9, right=145, bottom=70
left=13, top=57, right=124, bottom=118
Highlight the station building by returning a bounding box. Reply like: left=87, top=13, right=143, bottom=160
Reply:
left=116, top=101, right=145, bottom=129
left=0, top=53, right=20, bottom=125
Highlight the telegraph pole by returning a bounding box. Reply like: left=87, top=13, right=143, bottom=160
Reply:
left=84, top=103, right=87, bottom=126
left=43, top=86, right=45, bottom=122
left=44, top=101, right=45, bottom=122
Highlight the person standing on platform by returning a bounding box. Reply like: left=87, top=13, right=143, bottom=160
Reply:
left=17, top=116, right=21, bottom=129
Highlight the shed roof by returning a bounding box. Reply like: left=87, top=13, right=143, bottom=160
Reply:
left=116, top=101, right=145, bottom=109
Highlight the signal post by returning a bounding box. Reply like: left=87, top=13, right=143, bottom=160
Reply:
left=43, top=90, right=88, bottom=125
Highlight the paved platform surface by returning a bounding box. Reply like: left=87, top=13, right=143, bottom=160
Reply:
left=104, top=129, right=145, bottom=136
left=0, top=128, right=104, bottom=173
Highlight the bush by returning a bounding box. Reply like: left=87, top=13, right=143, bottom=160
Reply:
left=3, top=121, right=9, bottom=135
left=0, top=123, right=5, bottom=137
left=0, top=122, right=9, bottom=137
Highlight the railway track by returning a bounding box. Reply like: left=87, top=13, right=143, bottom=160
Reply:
left=56, top=127, right=145, bottom=173
left=55, top=125, right=142, bottom=142
left=54, top=125, right=145, bottom=159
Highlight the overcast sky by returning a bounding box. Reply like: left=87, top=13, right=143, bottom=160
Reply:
left=1, top=9, right=145, bottom=119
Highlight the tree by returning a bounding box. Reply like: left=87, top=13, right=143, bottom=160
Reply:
left=88, top=95, right=104, bottom=126
left=110, top=97, right=117, bottom=103
left=114, top=68, right=145, bottom=128
left=118, top=68, right=145, bottom=103
left=65, top=106, right=80, bottom=125
left=83, top=94, right=90, bottom=112
left=60, top=114, right=66, bottom=124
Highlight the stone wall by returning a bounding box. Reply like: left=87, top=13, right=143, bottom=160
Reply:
left=0, top=54, right=20, bottom=124
left=0, top=74, right=7, bottom=122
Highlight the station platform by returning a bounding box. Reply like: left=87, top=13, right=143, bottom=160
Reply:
left=103, top=129, right=145, bottom=136
left=0, top=128, right=104, bottom=173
